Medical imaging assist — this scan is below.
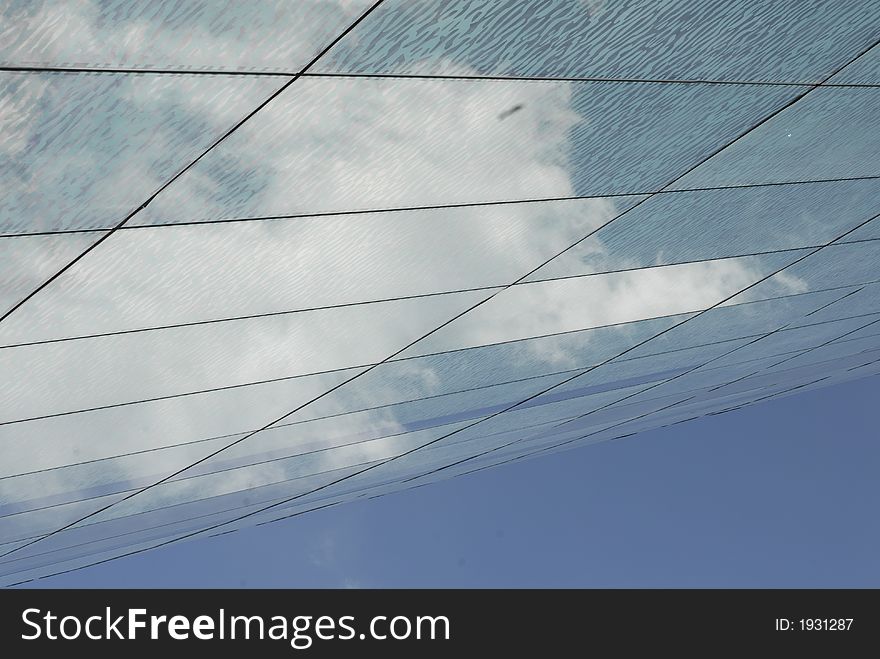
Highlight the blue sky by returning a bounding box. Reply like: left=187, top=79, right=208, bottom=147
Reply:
left=2, top=1, right=879, bottom=587
left=27, top=372, right=879, bottom=589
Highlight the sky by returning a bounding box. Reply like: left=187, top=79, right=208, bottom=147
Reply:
left=2, top=1, right=879, bottom=586
left=26, top=371, right=879, bottom=589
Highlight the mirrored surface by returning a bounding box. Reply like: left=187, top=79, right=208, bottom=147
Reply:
left=526, top=179, right=880, bottom=282
left=128, top=77, right=797, bottom=224
left=672, top=88, right=880, bottom=189
left=1, top=0, right=878, bottom=583
left=319, top=0, right=878, bottom=83
left=1, top=0, right=372, bottom=72
left=829, top=43, right=880, bottom=85
left=0, top=71, right=284, bottom=233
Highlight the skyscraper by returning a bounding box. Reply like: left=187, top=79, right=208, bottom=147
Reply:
left=1, top=0, right=879, bottom=586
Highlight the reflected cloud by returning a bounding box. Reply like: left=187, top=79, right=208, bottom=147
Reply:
left=0, top=0, right=874, bottom=584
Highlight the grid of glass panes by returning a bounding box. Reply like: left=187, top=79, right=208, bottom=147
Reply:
left=1, top=0, right=879, bottom=584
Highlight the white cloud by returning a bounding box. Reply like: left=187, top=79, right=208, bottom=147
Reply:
left=1, top=0, right=371, bottom=71
left=0, top=0, right=815, bottom=577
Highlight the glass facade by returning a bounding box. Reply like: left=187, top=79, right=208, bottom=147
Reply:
left=0, top=0, right=878, bottom=585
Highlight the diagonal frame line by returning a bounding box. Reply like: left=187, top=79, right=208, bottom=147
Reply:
left=376, top=350, right=880, bottom=500
left=708, top=313, right=880, bottom=393
left=4, top=173, right=880, bottom=239
left=556, top=291, right=871, bottom=428
left=1, top=188, right=657, bottom=559
left=200, top=353, right=880, bottom=530
left=4, top=326, right=874, bottom=526
left=10, top=279, right=875, bottom=429
left=4, top=300, right=876, bottom=489
left=0, top=0, right=389, bottom=328
left=3, top=65, right=880, bottom=89
left=8, top=205, right=874, bottom=582
left=9, top=353, right=880, bottom=587
left=3, top=237, right=876, bottom=354
left=3, top=33, right=877, bottom=574
left=510, top=330, right=880, bottom=464
left=3, top=339, right=876, bottom=573
left=396, top=286, right=870, bottom=483
left=44, top=208, right=876, bottom=570
left=399, top=291, right=880, bottom=484
left=9, top=339, right=876, bottom=578
left=398, top=367, right=880, bottom=496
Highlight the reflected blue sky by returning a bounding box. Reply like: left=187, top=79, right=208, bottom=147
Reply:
left=1, top=1, right=879, bottom=584
left=20, top=372, right=880, bottom=588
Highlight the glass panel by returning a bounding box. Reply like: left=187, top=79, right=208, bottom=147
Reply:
left=0, top=464, right=369, bottom=567
left=0, top=435, right=233, bottom=516
left=0, top=233, right=101, bottom=315
left=81, top=421, right=477, bottom=528
left=0, top=365, right=362, bottom=475
left=213, top=470, right=415, bottom=534
left=3, top=0, right=877, bottom=585
left=742, top=239, right=880, bottom=297
left=428, top=385, right=651, bottom=448
left=547, top=339, right=752, bottom=399
left=789, top=283, right=880, bottom=326
left=672, top=88, right=880, bottom=189
left=829, top=44, right=880, bottom=85
left=601, top=285, right=866, bottom=402
left=244, top=366, right=785, bottom=507
left=620, top=327, right=857, bottom=407
left=0, top=463, right=376, bottom=583
left=789, top=360, right=880, bottom=392
left=129, top=77, right=797, bottom=225
left=168, top=417, right=471, bottom=488
left=632, top=355, right=832, bottom=415
left=0, top=71, right=284, bottom=233
left=213, top=421, right=567, bottom=511
left=301, top=431, right=517, bottom=495
left=704, top=346, right=877, bottom=402
left=1, top=414, right=499, bottom=576
left=184, top=380, right=578, bottom=479
left=318, top=0, right=877, bottom=83
left=0, top=539, right=33, bottom=556
left=0, top=289, right=487, bottom=422
left=16, top=329, right=877, bottom=582
left=194, top=488, right=377, bottom=538
left=828, top=322, right=880, bottom=345
left=654, top=351, right=804, bottom=392
left=256, top=319, right=708, bottom=493
left=295, top=311, right=695, bottom=423
left=355, top=374, right=797, bottom=489
left=288, top=369, right=574, bottom=433
left=556, top=340, right=759, bottom=408
left=0, top=491, right=125, bottom=547
left=526, top=179, right=880, bottom=282
left=0, top=0, right=371, bottom=72
left=439, top=389, right=687, bottom=453
left=709, top=314, right=880, bottom=369
left=559, top=377, right=813, bottom=448
left=0, top=196, right=639, bottom=340
left=759, top=332, right=880, bottom=375
left=844, top=353, right=880, bottom=376
left=623, top=286, right=857, bottom=359
left=0, top=305, right=705, bottom=524
left=844, top=220, right=880, bottom=242
left=462, top=378, right=818, bottom=473
left=401, top=251, right=803, bottom=358
left=234, top=330, right=873, bottom=531
left=550, top=387, right=744, bottom=442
